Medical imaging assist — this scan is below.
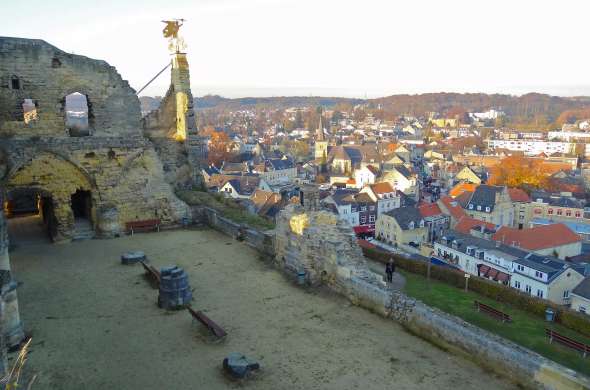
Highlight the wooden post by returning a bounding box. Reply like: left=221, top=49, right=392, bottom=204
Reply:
left=464, top=273, right=470, bottom=292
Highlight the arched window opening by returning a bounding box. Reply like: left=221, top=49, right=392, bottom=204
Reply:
left=64, top=92, right=91, bottom=136
left=22, top=99, right=38, bottom=124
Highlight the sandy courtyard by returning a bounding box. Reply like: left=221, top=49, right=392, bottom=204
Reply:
left=9, top=226, right=517, bottom=389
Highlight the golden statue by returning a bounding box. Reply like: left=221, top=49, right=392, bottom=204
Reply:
left=162, top=19, right=186, bottom=53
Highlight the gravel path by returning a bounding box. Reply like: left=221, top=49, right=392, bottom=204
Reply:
left=9, top=226, right=517, bottom=390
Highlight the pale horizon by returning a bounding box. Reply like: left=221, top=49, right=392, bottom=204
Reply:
left=3, top=0, right=590, bottom=99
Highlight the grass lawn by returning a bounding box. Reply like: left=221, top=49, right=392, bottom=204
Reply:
left=176, top=189, right=275, bottom=231
left=401, top=270, right=590, bottom=376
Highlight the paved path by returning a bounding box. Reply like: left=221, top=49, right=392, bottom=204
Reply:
left=7, top=215, right=50, bottom=246
left=365, top=257, right=406, bottom=291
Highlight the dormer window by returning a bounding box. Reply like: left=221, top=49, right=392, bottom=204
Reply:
left=485, top=206, right=491, bottom=212
left=408, top=221, right=415, bottom=229
left=469, top=204, right=474, bottom=210
left=477, top=205, right=482, bottom=211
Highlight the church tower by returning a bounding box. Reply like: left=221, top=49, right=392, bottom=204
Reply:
left=314, top=115, right=328, bottom=161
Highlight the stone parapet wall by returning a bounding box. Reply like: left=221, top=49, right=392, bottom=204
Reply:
left=190, top=206, right=274, bottom=257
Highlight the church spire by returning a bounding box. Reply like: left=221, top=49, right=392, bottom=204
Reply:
left=316, top=113, right=325, bottom=141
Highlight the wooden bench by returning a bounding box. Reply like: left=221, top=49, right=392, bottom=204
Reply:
left=474, top=301, right=512, bottom=323
left=187, top=306, right=227, bottom=339
left=140, top=261, right=161, bottom=288
left=125, top=219, right=161, bottom=235
left=545, top=328, right=589, bottom=358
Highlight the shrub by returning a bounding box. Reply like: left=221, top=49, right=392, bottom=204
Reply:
left=362, top=246, right=590, bottom=337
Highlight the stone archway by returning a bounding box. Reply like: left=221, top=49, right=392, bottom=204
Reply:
left=5, top=152, right=96, bottom=242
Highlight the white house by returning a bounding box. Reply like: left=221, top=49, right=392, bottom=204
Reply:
left=360, top=182, right=401, bottom=215
left=433, top=231, right=587, bottom=305
left=354, top=165, right=379, bottom=189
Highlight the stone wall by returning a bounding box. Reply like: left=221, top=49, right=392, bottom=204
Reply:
left=0, top=37, right=140, bottom=138
left=0, top=37, right=189, bottom=241
left=191, top=206, right=274, bottom=257
left=0, top=193, right=24, bottom=372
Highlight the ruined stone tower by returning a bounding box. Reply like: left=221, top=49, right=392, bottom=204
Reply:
left=142, top=52, right=204, bottom=188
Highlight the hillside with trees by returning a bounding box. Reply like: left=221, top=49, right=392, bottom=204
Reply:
left=141, top=92, right=590, bottom=130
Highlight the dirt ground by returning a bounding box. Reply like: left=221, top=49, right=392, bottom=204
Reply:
left=8, top=223, right=517, bottom=390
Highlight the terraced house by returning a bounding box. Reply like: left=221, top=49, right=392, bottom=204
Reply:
left=463, top=185, right=514, bottom=226
left=433, top=231, right=586, bottom=305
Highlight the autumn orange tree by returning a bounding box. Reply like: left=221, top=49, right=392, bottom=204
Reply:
left=207, top=131, right=234, bottom=166
left=488, top=156, right=548, bottom=189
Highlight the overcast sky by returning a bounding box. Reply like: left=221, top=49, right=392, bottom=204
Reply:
left=3, top=0, right=590, bottom=98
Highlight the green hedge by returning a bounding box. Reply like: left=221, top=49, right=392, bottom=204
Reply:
left=363, top=246, right=590, bottom=337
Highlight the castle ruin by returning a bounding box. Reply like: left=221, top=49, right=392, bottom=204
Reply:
left=0, top=36, right=203, bottom=356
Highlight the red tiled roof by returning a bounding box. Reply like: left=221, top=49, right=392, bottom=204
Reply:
left=418, top=203, right=443, bottom=218
left=449, top=182, right=478, bottom=198
left=439, top=196, right=467, bottom=220
left=492, top=224, right=581, bottom=250
left=370, top=182, right=394, bottom=195
left=455, top=216, right=496, bottom=235
left=507, top=188, right=530, bottom=203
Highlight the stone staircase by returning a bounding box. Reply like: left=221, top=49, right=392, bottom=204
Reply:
left=73, top=218, right=95, bottom=241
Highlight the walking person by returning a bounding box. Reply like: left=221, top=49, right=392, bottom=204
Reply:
left=385, top=259, right=394, bottom=283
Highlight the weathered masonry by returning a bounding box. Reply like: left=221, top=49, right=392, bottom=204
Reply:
left=0, top=37, right=193, bottom=242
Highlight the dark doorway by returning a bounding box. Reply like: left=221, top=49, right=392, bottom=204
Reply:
left=5, top=188, right=39, bottom=218
left=71, top=190, right=92, bottom=219
left=5, top=188, right=55, bottom=244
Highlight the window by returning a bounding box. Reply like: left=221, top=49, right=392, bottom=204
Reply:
left=21, top=99, right=38, bottom=124
left=369, top=205, right=375, bottom=211
left=563, top=290, right=570, bottom=298
left=11, top=76, right=20, bottom=90
left=517, top=264, right=525, bottom=272
left=469, top=204, right=474, bottom=210
left=525, top=285, right=532, bottom=294
left=580, top=306, right=587, bottom=314
left=485, top=207, right=491, bottom=212
left=477, top=205, right=482, bottom=211
left=575, top=211, right=582, bottom=218
left=64, top=92, right=91, bottom=136
left=535, top=271, right=543, bottom=278
left=360, top=216, right=366, bottom=224
left=537, top=290, right=544, bottom=298
left=557, top=209, right=563, bottom=216
left=369, top=215, right=375, bottom=223
left=514, top=280, right=521, bottom=289
left=361, top=206, right=367, bottom=211
left=566, top=210, right=572, bottom=217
